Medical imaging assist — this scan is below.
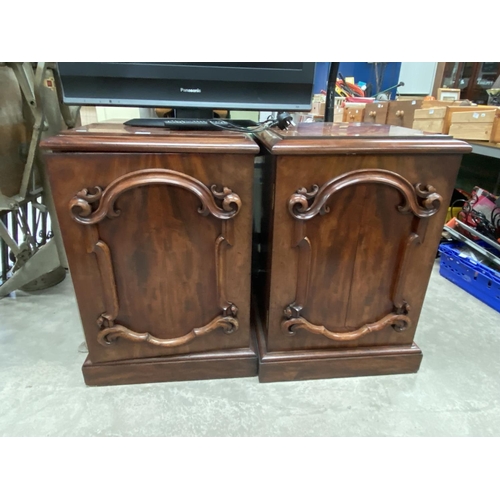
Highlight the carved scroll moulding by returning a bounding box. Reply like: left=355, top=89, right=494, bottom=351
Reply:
left=69, top=169, right=241, bottom=224
left=68, top=168, right=242, bottom=348
left=288, top=169, right=442, bottom=220
left=283, top=169, right=443, bottom=342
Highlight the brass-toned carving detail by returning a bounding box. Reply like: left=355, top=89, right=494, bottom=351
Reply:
left=288, top=169, right=443, bottom=220
left=72, top=171, right=241, bottom=348
left=69, top=169, right=241, bottom=224
left=283, top=169, right=443, bottom=342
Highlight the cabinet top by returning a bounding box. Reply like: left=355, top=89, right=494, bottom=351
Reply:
left=40, top=122, right=260, bottom=155
left=258, top=122, right=472, bottom=155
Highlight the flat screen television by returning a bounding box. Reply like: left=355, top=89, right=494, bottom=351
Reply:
left=57, top=62, right=316, bottom=112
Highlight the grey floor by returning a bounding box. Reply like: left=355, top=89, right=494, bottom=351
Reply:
left=1, top=261, right=499, bottom=437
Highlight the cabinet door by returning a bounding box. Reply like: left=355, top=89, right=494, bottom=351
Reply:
left=267, top=154, right=459, bottom=352
left=46, top=152, right=253, bottom=363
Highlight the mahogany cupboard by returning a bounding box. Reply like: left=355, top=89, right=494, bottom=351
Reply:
left=42, top=121, right=471, bottom=386
left=254, top=122, right=471, bottom=382
left=41, top=123, right=259, bottom=386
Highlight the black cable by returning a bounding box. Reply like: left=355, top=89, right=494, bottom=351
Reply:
left=452, top=195, right=500, bottom=242
left=491, top=206, right=500, bottom=227
left=449, top=198, right=467, bottom=220
left=207, top=120, right=273, bottom=134
left=208, top=112, right=294, bottom=134
left=462, top=193, right=478, bottom=220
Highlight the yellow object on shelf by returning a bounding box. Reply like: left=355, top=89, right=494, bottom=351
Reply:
left=445, top=206, right=462, bottom=223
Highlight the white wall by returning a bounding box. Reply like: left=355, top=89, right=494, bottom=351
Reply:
left=398, top=62, right=438, bottom=95
left=79, top=107, right=262, bottom=125
left=95, top=107, right=157, bottom=122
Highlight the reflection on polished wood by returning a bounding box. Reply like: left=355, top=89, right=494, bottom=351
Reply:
left=73, top=168, right=242, bottom=351
left=281, top=169, right=441, bottom=343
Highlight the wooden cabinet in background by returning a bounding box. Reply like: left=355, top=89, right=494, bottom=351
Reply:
left=255, top=123, right=470, bottom=382
left=42, top=123, right=259, bottom=386
left=442, top=62, right=500, bottom=105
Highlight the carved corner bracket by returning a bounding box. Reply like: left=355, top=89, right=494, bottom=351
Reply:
left=70, top=169, right=242, bottom=349
left=282, top=169, right=442, bottom=342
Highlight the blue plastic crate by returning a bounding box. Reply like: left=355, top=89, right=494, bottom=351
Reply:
left=438, top=241, right=500, bottom=313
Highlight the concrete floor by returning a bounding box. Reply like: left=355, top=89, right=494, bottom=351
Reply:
left=1, top=261, right=499, bottom=437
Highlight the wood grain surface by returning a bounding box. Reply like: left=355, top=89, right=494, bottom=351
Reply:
left=43, top=125, right=258, bottom=384
left=254, top=122, right=469, bottom=381
left=41, top=123, right=259, bottom=154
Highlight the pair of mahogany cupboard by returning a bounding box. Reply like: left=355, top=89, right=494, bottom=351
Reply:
left=41, top=122, right=470, bottom=386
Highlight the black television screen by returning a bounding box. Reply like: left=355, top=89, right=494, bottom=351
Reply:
left=57, top=62, right=316, bottom=111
